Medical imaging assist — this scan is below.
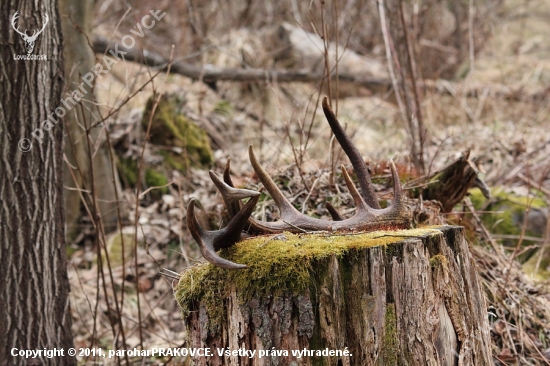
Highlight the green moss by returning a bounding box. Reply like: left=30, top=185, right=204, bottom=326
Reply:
left=429, top=254, right=448, bottom=268
left=117, top=157, right=139, bottom=187
left=145, top=168, right=169, bottom=195
left=143, top=94, right=214, bottom=171
left=116, top=156, right=169, bottom=198
left=213, top=100, right=233, bottom=118
left=66, top=245, right=78, bottom=259
left=522, top=252, right=550, bottom=281
left=175, top=228, right=442, bottom=328
left=469, top=188, right=547, bottom=258
left=470, top=187, right=546, bottom=210
left=384, top=303, right=398, bottom=365
left=159, top=151, right=184, bottom=171
left=468, top=188, right=486, bottom=209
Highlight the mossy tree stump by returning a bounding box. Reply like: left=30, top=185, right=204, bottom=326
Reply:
left=176, top=226, right=492, bottom=365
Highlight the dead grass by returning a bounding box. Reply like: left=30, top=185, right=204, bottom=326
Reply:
left=68, top=0, right=550, bottom=364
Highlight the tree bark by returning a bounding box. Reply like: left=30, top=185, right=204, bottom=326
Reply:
left=421, top=151, right=486, bottom=213
left=0, top=1, right=76, bottom=365
left=182, top=226, right=492, bottom=365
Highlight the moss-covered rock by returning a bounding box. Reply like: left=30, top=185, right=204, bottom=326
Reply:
left=145, top=168, right=169, bottom=195
left=470, top=188, right=547, bottom=238
left=117, top=157, right=139, bottom=187
left=116, top=157, right=169, bottom=199
left=116, top=93, right=213, bottom=199
left=469, top=187, right=548, bottom=262
left=142, top=94, right=214, bottom=171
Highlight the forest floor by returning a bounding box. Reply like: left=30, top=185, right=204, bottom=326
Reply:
left=67, top=0, right=550, bottom=364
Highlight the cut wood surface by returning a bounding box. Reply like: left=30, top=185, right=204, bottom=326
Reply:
left=176, top=226, right=492, bottom=365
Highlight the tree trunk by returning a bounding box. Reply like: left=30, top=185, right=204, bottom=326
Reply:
left=0, top=1, right=76, bottom=365
left=60, top=0, right=121, bottom=240
left=179, top=226, right=492, bottom=365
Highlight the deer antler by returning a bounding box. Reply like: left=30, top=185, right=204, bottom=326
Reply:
left=187, top=96, right=410, bottom=269
left=325, top=202, right=343, bottom=221
left=321, top=97, right=381, bottom=209
left=187, top=194, right=260, bottom=270
left=209, top=164, right=260, bottom=218
left=245, top=146, right=407, bottom=233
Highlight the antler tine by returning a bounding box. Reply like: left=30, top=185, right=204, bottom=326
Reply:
left=187, top=199, right=245, bottom=269
left=187, top=195, right=260, bottom=269
left=221, top=158, right=240, bottom=217
left=223, top=158, right=234, bottom=187
left=248, top=146, right=301, bottom=219
left=216, top=194, right=260, bottom=248
left=325, top=202, right=343, bottom=221
left=209, top=170, right=259, bottom=218
left=340, top=165, right=371, bottom=213
left=388, top=160, right=404, bottom=212
left=322, top=96, right=381, bottom=209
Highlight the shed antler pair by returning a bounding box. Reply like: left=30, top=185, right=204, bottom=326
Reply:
left=187, top=97, right=411, bottom=269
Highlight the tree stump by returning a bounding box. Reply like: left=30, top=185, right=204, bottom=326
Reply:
left=175, top=226, right=492, bottom=365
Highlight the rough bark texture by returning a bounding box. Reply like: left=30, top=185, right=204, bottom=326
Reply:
left=0, top=1, right=76, bottom=365
left=422, top=152, right=480, bottom=213
left=185, top=226, right=492, bottom=365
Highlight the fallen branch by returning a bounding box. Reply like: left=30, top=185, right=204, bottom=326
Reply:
left=92, top=36, right=550, bottom=103
left=92, top=36, right=388, bottom=89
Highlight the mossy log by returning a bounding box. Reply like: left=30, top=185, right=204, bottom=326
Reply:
left=176, top=226, right=492, bottom=365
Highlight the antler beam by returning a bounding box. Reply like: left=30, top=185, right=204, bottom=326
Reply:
left=321, top=97, right=381, bottom=209
left=186, top=96, right=410, bottom=269
left=245, top=147, right=407, bottom=233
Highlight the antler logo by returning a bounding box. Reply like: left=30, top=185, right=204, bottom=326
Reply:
left=11, top=11, right=49, bottom=54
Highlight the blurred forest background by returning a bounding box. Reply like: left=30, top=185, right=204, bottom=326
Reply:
left=62, top=0, right=550, bottom=364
